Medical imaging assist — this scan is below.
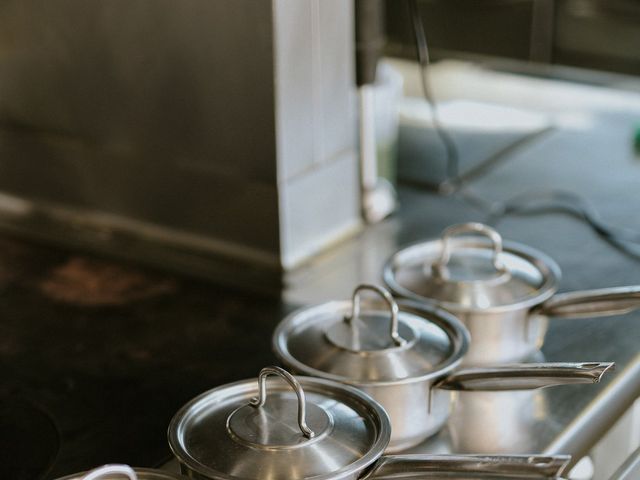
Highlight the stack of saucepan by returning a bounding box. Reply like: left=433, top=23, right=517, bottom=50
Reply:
left=59, top=364, right=585, bottom=480
left=62, top=368, right=576, bottom=479
left=58, top=222, right=640, bottom=479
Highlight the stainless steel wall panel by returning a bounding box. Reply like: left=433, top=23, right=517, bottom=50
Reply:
left=0, top=0, right=359, bottom=274
left=279, top=151, right=360, bottom=269
left=0, top=0, right=282, bottom=263
left=273, top=0, right=317, bottom=182
left=318, top=0, right=357, bottom=166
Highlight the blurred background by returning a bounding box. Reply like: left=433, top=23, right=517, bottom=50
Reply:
left=386, top=0, right=640, bottom=75
left=0, top=0, right=637, bottom=283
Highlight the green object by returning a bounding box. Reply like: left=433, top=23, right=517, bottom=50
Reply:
left=634, top=124, right=640, bottom=155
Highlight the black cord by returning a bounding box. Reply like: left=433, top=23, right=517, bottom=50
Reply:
left=469, top=188, right=640, bottom=259
left=406, top=0, right=640, bottom=258
left=407, top=0, right=460, bottom=192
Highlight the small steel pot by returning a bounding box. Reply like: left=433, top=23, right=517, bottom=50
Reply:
left=57, top=464, right=187, bottom=480
left=272, top=284, right=614, bottom=452
left=168, top=365, right=571, bottom=480
left=383, top=222, right=640, bottom=365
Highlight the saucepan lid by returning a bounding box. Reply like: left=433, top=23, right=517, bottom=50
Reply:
left=57, top=464, right=187, bottom=480
left=168, top=366, right=391, bottom=480
left=384, top=223, right=561, bottom=312
left=272, top=284, right=469, bottom=385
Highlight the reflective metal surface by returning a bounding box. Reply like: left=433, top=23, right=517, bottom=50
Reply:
left=273, top=285, right=615, bottom=453
left=168, top=368, right=391, bottom=480
left=432, top=223, right=509, bottom=281
left=0, top=0, right=281, bottom=259
left=282, top=191, right=640, bottom=466
left=58, top=464, right=187, bottom=480
left=383, top=223, right=560, bottom=365
left=274, top=291, right=469, bottom=383
left=0, top=0, right=361, bottom=276
left=536, top=286, right=640, bottom=318
left=273, top=289, right=469, bottom=451
left=167, top=366, right=583, bottom=479
left=544, top=355, right=640, bottom=465
left=610, top=446, right=640, bottom=480
left=364, top=454, right=571, bottom=479
left=436, top=362, right=614, bottom=391
left=384, top=223, right=559, bottom=311
left=282, top=60, right=640, bottom=471
left=384, top=223, right=640, bottom=366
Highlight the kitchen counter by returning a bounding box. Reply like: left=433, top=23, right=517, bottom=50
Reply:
left=2, top=62, right=640, bottom=479
left=284, top=61, right=640, bottom=473
left=284, top=191, right=640, bottom=471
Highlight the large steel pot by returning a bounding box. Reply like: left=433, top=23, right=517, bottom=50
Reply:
left=383, top=222, right=640, bottom=366
left=168, top=365, right=571, bottom=480
left=272, top=284, right=614, bottom=452
left=58, top=464, right=187, bottom=480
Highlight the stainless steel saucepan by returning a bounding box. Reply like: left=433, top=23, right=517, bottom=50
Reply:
left=168, top=365, right=572, bottom=480
left=363, top=455, right=571, bottom=479
left=383, top=222, right=640, bottom=365
left=57, top=464, right=187, bottom=480
left=272, top=284, right=614, bottom=452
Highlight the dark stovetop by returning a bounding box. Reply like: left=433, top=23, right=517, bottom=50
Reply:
left=0, top=242, right=286, bottom=479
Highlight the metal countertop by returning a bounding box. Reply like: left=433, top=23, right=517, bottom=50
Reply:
left=611, top=446, right=640, bottom=480
left=281, top=63, right=640, bottom=469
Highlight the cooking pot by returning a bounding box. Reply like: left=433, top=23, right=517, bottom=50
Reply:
left=58, top=464, right=187, bottom=480
left=383, top=222, right=640, bottom=365
left=363, top=455, right=570, bottom=479
left=168, top=365, right=571, bottom=480
left=272, top=284, right=614, bottom=452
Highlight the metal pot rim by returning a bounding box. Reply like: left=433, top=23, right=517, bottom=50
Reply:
left=167, top=375, right=391, bottom=480
left=383, top=239, right=561, bottom=314
left=272, top=299, right=469, bottom=386
left=56, top=467, right=186, bottom=480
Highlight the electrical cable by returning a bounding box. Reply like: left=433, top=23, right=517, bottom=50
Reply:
left=464, top=187, right=640, bottom=259
left=407, top=0, right=461, bottom=192
left=405, top=0, right=640, bottom=258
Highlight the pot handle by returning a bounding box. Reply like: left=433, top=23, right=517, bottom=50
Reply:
left=249, top=366, right=315, bottom=438
left=431, top=223, right=506, bottom=278
left=345, top=284, right=405, bottom=346
left=534, top=286, right=640, bottom=318
left=82, top=465, right=137, bottom=480
left=435, top=362, right=615, bottom=391
left=363, top=454, right=571, bottom=479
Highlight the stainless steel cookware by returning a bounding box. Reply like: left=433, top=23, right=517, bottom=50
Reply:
left=383, top=222, right=640, bottom=365
left=272, top=284, right=615, bottom=452
left=58, top=464, right=187, bottom=480
left=168, top=365, right=571, bottom=480
left=363, top=454, right=571, bottom=479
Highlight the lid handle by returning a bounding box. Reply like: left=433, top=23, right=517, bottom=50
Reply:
left=250, top=366, right=315, bottom=439
left=82, top=465, right=137, bottom=480
left=346, top=284, right=405, bottom=347
left=432, top=223, right=505, bottom=278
